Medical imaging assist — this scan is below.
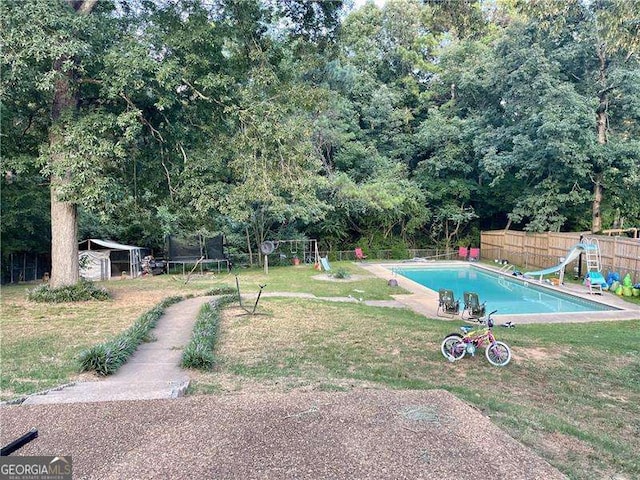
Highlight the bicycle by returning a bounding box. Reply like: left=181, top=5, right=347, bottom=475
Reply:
left=440, top=310, right=512, bottom=367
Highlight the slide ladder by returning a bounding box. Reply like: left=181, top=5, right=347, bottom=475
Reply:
left=583, top=237, right=603, bottom=294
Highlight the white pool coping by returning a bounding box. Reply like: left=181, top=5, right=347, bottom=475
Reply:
left=359, top=260, right=640, bottom=324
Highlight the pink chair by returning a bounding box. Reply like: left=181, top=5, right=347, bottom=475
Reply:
left=458, top=246, right=468, bottom=259
left=469, top=248, right=480, bottom=261
left=355, top=247, right=367, bottom=261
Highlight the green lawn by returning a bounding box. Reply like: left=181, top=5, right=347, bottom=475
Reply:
left=1, top=264, right=638, bottom=479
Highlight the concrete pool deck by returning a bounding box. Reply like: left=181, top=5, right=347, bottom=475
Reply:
left=359, top=260, right=640, bottom=324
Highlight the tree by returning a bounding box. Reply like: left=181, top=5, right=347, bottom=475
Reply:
left=218, top=51, right=331, bottom=253
left=5, top=0, right=636, bottom=267
left=2, top=0, right=242, bottom=281
left=413, top=109, right=479, bottom=247
left=0, top=172, right=51, bottom=257
left=518, top=0, right=640, bottom=232
left=2, top=0, right=127, bottom=287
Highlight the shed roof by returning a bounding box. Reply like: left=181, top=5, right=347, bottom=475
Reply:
left=79, top=239, right=141, bottom=251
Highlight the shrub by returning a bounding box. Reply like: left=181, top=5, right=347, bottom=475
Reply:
left=78, top=295, right=183, bottom=375
left=27, top=279, right=110, bottom=303
left=332, top=268, right=351, bottom=279
left=389, top=245, right=409, bottom=260
left=205, top=285, right=237, bottom=296
left=181, top=294, right=236, bottom=370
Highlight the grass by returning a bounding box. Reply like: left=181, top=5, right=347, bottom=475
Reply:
left=206, top=298, right=639, bottom=479
left=181, top=294, right=236, bottom=370
left=78, top=295, right=185, bottom=375
left=233, top=261, right=408, bottom=300
left=1, top=263, right=639, bottom=479
left=0, top=273, right=232, bottom=397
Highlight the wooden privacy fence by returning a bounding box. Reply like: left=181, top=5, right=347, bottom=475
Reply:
left=481, top=230, right=640, bottom=283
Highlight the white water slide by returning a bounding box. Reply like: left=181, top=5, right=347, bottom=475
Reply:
left=523, top=243, right=599, bottom=283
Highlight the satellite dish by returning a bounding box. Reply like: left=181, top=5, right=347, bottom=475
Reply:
left=260, top=241, right=275, bottom=255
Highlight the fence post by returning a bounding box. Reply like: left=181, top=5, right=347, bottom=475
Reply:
left=546, top=232, right=550, bottom=260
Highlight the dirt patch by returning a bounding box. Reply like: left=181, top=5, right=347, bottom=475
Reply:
left=596, top=391, right=630, bottom=404
left=512, top=347, right=566, bottom=363
left=312, top=273, right=373, bottom=282
left=217, top=304, right=316, bottom=359
left=537, top=431, right=594, bottom=460
left=189, top=371, right=381, bottom=396
left=217, top=301, right=366, bottom=362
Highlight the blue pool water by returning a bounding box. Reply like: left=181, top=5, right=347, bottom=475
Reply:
left=395, top=266, right=616, bottom=315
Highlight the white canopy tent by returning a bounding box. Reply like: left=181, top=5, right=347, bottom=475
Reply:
left=78, top=239, right=143, bottom=280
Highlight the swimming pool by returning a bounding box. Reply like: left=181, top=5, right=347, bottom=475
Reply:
left=394, top=265, right=617, bottom=315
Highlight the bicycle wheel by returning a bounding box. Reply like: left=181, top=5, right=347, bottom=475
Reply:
left=441, top=335, right=466, bottom=362
left=485, top=341, right=511, bottom=367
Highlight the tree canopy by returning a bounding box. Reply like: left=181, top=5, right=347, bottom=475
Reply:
left=2, top=0, right=639, bottom=280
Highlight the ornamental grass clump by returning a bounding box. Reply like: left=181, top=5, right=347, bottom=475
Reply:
left=204, top=285, right=237, bottom=296
left=78, top=295, right=183, bottom=375
left=181, top=295, right=236, bottom=370
left=332, top=268, right=351, bottom=279
left=27, top=279, right=110, bottom=303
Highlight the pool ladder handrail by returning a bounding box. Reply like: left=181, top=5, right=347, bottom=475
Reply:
left=498, top=263, right=515, bottom=273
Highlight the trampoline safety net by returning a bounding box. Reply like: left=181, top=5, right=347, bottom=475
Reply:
left=166, top=235, right=224, bottom=261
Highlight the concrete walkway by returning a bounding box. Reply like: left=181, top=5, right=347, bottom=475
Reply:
left=20, top=293, right=398, bottom=406
left=5, top=281, right=465, bottom=406
left=22, top=296, right=213, bottom=405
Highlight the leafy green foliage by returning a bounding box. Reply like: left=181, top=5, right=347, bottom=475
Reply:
left=331, top=268, right=351, bottom=279
left=204, top=285, right=237, bottom=297
left=27, top=279, right=110, bottom=303
left=181, top=295, right=236, bottom=370
left=3, top=0, right=639, bottom=267
left=0, top=172, right=51, bottom=256
left=78, top=295, right=183, bottom=375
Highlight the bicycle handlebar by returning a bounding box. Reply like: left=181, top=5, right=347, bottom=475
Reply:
left=472, top=310, right=499, bottom=327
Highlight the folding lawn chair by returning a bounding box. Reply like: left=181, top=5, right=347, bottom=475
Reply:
left=437, top=288, right=460, bottom=317
left=462, top=291, right=486, bottom=319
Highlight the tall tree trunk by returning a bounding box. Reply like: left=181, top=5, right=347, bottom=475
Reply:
left=49, top=58, right=80, bottom=288
left=49, top=0, right=98, bottom=287
left=591, top=172, right=603, bottom=234
left=245, top=227, right=253, bottom=267
left=592, top=44, right=608, bottom=234
left=593, top=97, right=606, bottom=234
left=50, top=179, right=79, bottom=288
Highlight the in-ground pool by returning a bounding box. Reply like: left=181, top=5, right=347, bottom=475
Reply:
left=394, top=265, right=618, bottom=315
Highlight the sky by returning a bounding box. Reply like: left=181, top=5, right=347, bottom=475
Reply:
left=352, top=0, right=387, bottom=9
